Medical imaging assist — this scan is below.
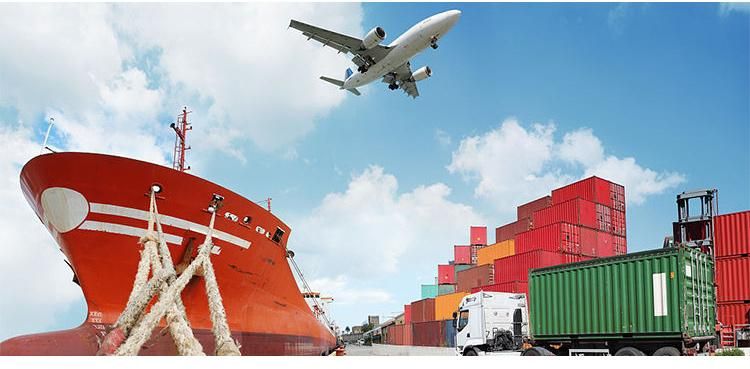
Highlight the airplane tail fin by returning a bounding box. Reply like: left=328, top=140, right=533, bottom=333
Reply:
left=320, top=76, right=360, bottom=96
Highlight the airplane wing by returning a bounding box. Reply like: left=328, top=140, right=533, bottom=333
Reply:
left=383, top=62, right=420, bottom=98
left=289, top=20, right=391, bottom=67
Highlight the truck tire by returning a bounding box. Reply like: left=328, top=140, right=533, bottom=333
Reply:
left=652, top=346, right=681, bottom=356
left=463, top=347, right=478, bottom=356
left=522, top=347, right=555, bottom=356
left=614, top=347, right=645, bottom=356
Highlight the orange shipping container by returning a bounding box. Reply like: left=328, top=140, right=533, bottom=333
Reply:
left=476, top=240, right=514, bottom=266
left=434, top=291, right=468, bottom=321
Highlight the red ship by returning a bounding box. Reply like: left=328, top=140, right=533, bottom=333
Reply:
left=0, top=110, right=338, bottom=356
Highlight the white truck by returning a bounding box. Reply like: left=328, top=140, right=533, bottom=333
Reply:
left=454, top=291, right=529, bottom=356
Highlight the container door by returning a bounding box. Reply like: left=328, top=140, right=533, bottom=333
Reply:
left=682, top=249, right=716, bottom=339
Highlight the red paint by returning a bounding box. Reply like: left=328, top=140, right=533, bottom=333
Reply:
left=493, top=250, right=592, bottom=284
left=718, top=302, right=750, bottom=327
left=595, top=203, right=612, bottom=233
left=470, top=226, right=487, bottom=245
left=456, top=264, right=493, bottom=292
left=454, top=245, right=472, bottom=264
left=386, top=324, right=413, bottom=346
left=495, top=218, right=532, bottom=243
left=471, top=281, right=528, bottom=296
left=410, top=298, right=435, bottom=323
left=437, top=264, right=455, bottom=284
left=532, top=197, right=597, bottom=229
left=611, top=208, right=626, bottom=236
left=716, top=256, right=750, bottom=303
left=551, top=176, right=625, bottom=210
left=403, top=305, right=412, bottom=325
left=614, top=235, right=627, bottom=255
left=596, top=231, right=615, bottom=257
left=412, top=320, right=445, bottom=347
left=714, top=211, right=750, bottom=258
left=516, top=223, right=582, bottom=256
left=517, top=196, right=552, bottom=221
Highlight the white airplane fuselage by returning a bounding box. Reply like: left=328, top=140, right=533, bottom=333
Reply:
left=341, top=10, right=461, bottom=90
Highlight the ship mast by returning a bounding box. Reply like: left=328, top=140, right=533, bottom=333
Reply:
left=170, top=107, right=192, bottom=172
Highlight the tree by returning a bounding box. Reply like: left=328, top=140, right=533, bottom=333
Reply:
left=345, top=326, right=351, bottom=334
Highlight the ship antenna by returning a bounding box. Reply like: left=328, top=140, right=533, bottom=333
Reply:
left=40, top=117, right=55, bottom=154
left=170, top=107, right=192, bottom=172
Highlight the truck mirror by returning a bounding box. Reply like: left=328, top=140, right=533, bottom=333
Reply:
left=452, top=312, right=457, bottom=319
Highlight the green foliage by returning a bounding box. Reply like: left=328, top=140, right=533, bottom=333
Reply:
left=716, top=348, right=745, bottom=356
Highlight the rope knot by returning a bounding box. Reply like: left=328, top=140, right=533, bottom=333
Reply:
left=139, top=231, right=159, bottom=245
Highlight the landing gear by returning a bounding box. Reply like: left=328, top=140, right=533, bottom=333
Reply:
left=430, top=35, right=439, bottom=49
left=431, top=43, right=438, bottom=49
left=388, top=83, right=398, bottom=90
left=357, top=64, right=369, bottom=73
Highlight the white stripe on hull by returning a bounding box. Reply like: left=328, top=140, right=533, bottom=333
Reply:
left=79, top=220, right=184, bottom=246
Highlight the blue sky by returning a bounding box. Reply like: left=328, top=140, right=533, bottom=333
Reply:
left=0, top=2, right=748, bottom=337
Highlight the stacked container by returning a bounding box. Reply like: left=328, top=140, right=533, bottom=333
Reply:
left=476, top=240, right=514, bottom=266
left=714, top=211, right=750, bottom=330
left=456, top=264, right=493, bottom=292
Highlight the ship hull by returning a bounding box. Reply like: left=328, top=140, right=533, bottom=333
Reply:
left=0, top=152, right=336, bottom=356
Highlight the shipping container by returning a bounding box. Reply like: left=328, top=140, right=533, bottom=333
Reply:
left=470, top=280, right=529, bottom=296
left=438, top=264, right=455, bottom=284
left=529, top=247, right=715, bottom=342
left=421, top=284, right=438, bottom=299
left=456, top=264, right=494, bottom=292
left=614, top=234, right=627, bottom=255
left=411, top=298, right=436, bottom=323
left=612, top=208, right=626, bottom=236
left=516, top=222, right=592, bottom=256
left=454, top=245, right=472, bottom=265
left=412, top=320, right=445, bottom=347
left=716, top=256, right=750, bottom=302
left=494, top=249, right=592, bottom=284
left=438, top=284, right=457, bottom=296
left=404, top=304, right=412, bottom=325
left=435, top=291, right=468, bottom=320
left=532, top=197, right=597, bottom=229
left=551, top=176, right=625, bottom=211
left=476, top=239, right=514, bottom=266
left=385, top=324, right=412, bottom=346
left=454, top=264, right=473, bottom=278
left=404, top=323, right=413, bottom=345
left=495, top=218, right=532, bottom=243
left=518, top=196, right=552, bottom=220
left=444, top=319, right=457, bottom=347
left=595, top=203, right=612, bottom=233
left=714, top=211, right=750, bottom=258
left=470, top=226, right=487, bottom=245
left=718, top=302, right=750, bottom=327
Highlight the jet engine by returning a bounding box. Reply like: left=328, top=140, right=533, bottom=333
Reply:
left=411, top=66, right=432, bottom=81
left=360, top=27, right=386, bottom=50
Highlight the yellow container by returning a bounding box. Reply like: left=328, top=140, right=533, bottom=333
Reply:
left=434, top=291, right=468, bottom=321
left=476, top=239, right=514, bottom=266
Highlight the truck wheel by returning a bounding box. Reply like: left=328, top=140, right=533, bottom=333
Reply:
left=463, top=348, right=478, bottom=356
left=614, top=347, right=645, bottom=356
left=652, top=346, right=681, bottom=356
left=522, top=347, right=555, bottom=356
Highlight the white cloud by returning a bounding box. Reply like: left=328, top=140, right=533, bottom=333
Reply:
left=0, top=125, right=83, bottom=340
left=435, top=129, right=452, bottom=147
left=608, top=3, right=630, bottom=36
left=448, top=118, right=685, bottom=211
left=719, top=2, right=750, bottom=16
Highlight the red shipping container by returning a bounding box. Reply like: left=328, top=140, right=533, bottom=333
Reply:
left=437, top=264, right=455, bottom=284
left=596, top=231, right=616, bottom=257
left=470, top=226, right=487, bottom=245
left=715, top=211, right=750, bottom=258
left=613, top=234, right=627, bottom=255
left=456, top=264, right=493, bottom=292
left=404, top=304, right=412, bottom=325
left=516, top=222, right=593, bottom=256
left=596, top=203, right=612, bottom=233
left=454, top=245, right=472, bottom=265
left=552, top=176, right=625, bottom=210
left=412, top=320, right=445, bottom=347
left=716, top=256, right=750, bottom=303
left=611, top=208, right=626, bottom=236
left=718, top=302, right=750, bottom=327
left=493, top=250, right=592, bottom=283
left=471, top=280, right=529, bottom=296
left=517, top=196, right=552, bottom=221
left=495, top=218, right=532, bottom=243
left=410, top=298, right=435, bottom=323
left=533, top=198, right=597, bottom=229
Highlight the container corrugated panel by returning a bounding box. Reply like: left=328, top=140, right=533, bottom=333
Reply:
left=421, top=284, right=438, bottom=299
left=404, top=304, right=412, bottom=324
left=551, top=176, right=624, bottom=209
left=444, top=319, right=457, bottom=347
left=454, top=245, right=472, bottom=264
left=529, top=248, right=715, bottom=341
left=411, top=298, right=435, bottom=323
left=495, top=218, right=532, bottom=243
left=435, top=291, right=468, bottom=320
left=515, top=222, right=586, bottom=256
left=716, top=256, right=750, bottom=302
left=494, top=250, right=592, bottom=284
left=596, top=231, right=616, bottom=258
left=412, top=320, right=445, bottom=347
left=471, top=280, right=529, bottom=296
left=614, top=235, right=627, bottom=255
left=437, top=284, right=457, bottom=295
left=595, top=203, right=612, bottom=233
left=476, top=239, right=515, bottom=266
left=611, top=209, right=626, bottom=236
left=714, top=211, right=750, bottom=257
left=438, top=264, right=455, bottom=284
left=517, top=196, right=552, bottom=220
left=717, top=302, right=750, bottom=327
left=456, top=264, right=493, bottom=292
left=533, top=198, right=597, bottom=229
left=470, top=226, right=487, bottom=245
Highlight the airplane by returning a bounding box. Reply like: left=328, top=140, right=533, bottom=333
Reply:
left=289, top=9, right=461, bottom=98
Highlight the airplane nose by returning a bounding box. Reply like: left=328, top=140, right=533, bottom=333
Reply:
left=446, top=10, right=461, bottom=24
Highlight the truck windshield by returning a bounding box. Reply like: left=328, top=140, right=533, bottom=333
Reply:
left=457, top=310, right=469, bottom=331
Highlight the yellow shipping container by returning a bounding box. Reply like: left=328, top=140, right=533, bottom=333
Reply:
left=476, top=239, right=514, bottom=266
left=434, top=291, right=468, bottom=321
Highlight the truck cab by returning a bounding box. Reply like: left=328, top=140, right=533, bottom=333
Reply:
left=455, top=291, right=529, bottom=356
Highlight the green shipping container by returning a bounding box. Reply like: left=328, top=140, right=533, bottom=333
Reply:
left=529, top=247, right=715, bottom=342
left=421, top=284, right=438, bottom=299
